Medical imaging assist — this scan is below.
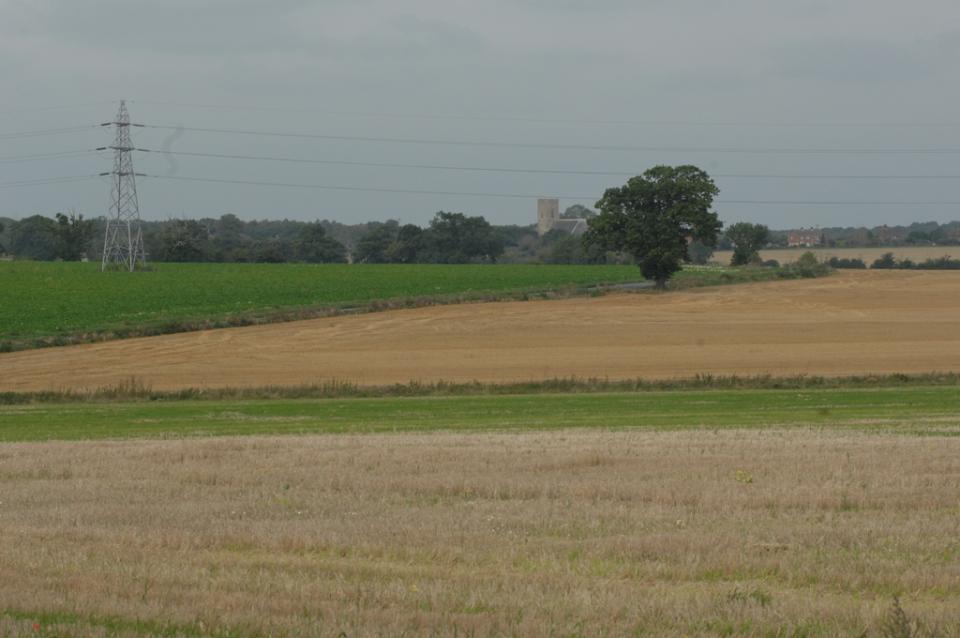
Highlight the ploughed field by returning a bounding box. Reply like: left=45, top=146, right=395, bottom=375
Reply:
left=2, top=270, right=959, bottom=392
left=3, top=428, right=959, bottom=636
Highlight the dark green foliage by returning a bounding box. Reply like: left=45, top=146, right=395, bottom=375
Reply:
left=686, top=240, right=715, bottom=265
left=827, top=256, right=867, bottom=269
left=872, top=252, right=898, bottom=269
left=252, top=238, right=295, bottom=263
left=917, top=256, right=960, bottom=269
left=158, top=219, right=212, bottom=262
left=726, top=222, right=769, bottom=266
left=871, top=254, right=960, bottom=270
left=544, top=234, right=607, bottom=264
left=782, top=252, right=830, bottom=278
left=385, top=224, right=425, bottom=263
left=586, top=165, right=722, bottom=288
left=209, top=213, right=252, bottom=261
left=53, top=212, right=96, bottom=261
left=293, top=222, right=348, bottom=263
left=353, top=223, right=399, bottom=263
left=9, top=215, right=58, bottom=260
left=418, top=211, right=504, bottom=263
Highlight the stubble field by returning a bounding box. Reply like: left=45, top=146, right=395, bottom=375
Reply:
left=712, top=245, right=958, bottom=265
left=2, top=429, right=959, bottom=637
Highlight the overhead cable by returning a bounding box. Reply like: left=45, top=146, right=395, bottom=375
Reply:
left=144, top=174, right=960, bottom=205
left=141, top=148, right=960, bottom=180
left=142, top=125, right=960, bottom=155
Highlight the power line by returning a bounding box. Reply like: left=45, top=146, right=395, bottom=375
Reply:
left=143, top=124, right=960, bottom=155
left=0, top=175, right=100, bottom=189
left=0, top=125, right=100, bottom=140
left=145, top=174, right=960, bottom=205
left=0, top=150, right=97, bottom=164
left=129, top=100, right=960, bottom=129
left=0, top=101, right=114, bottom=115
left=148, top=174, right=589, bottom=200
left=138, top=147, right=960, bottom=180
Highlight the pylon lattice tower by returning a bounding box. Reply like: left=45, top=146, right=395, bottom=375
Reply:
left=101, top=100, right=147, bottom=271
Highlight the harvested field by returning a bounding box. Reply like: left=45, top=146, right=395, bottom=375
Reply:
left=2, top=429, right=959, bottom=636
left=713, top=245, right=958, bottom=265
left=2, top=270, right=959, bottom=393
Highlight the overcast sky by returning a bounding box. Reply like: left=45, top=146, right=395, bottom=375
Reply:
left=2, top=0, right=960, bottom=228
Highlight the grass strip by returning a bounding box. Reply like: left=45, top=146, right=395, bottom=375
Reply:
left=1, top=385, right=957, bottom=442
left=1, top=372, right=956, bottom=405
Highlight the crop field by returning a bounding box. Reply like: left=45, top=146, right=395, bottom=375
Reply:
left=713, top=245, right=958, bottom=265
left=4, top=270, right=959, bottom=393
left=0, top=262, right=646, bottom=348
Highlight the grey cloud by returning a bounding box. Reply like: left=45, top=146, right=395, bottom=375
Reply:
left=772, top=37, right=941, bottom=84
left=3, top=0, right=960, bottom=229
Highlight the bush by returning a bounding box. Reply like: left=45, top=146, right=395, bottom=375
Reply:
left=827, top=257, right=866, bottom=269
left=780, top=252, right=830, bottom=278
left=870, top=254, right=960, bottom=270
left=917, top=256, right=960, bottom=270
left=871, top=252, right=898, bottom=269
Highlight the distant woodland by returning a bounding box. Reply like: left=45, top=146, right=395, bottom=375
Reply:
left=2, top=210, right=959, bottom=265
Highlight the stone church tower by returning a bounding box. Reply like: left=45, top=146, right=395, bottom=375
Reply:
left=537, top=198, right=560, bottom=235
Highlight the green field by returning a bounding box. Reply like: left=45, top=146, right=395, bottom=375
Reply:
left=2, top=386, right=957, bottom=442
left=0, top=262, right=646, bottom=347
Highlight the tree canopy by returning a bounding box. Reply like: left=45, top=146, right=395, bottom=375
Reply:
left=585, top=165, right=722, bottom=288
left=726, top=222, right=770, bottom=266
left=294, top=222, right=348, bottom=263
left=54, top=212, right=96, bottom=261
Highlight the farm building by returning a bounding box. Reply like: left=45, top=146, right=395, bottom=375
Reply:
left=787, top=228, right=824, bottom=247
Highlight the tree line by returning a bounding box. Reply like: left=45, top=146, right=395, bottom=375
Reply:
left=0, top=209, right=622, bottom=265
left=8, top=165, right=953, bottom=287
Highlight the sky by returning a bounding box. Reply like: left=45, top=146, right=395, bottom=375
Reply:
left=2, top=0, right=960, bottom=229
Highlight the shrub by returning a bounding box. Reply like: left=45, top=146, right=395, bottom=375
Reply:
left=827, top=257, right=866, bottom=269
left=917, top=256, right=960, bottom=270
left=782, top=251, right=830, bottom=278
left=872, top=252, right=898, bottom=269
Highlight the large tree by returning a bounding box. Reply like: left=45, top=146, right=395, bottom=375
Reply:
left=53, top=211, right=96, bottom=261
left=385, top=224, right=425, bottom=263
left=294, top=222, right=348, bottom=263
left=9, top=215, right=58, bottom=260
left=158, top=219, right=212, bottom=262
left=353, top=224, right=398, bottom=263
left=418, top=211, right=504, bottom=263
left=726, top=222, right=769, bottom=266
left=585, top=165, right=722, bottom=288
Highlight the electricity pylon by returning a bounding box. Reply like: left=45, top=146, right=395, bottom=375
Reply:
left=100, top=100, right=147, bottom=271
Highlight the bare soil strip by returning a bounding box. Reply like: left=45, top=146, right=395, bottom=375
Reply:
left=2, top=270, right=959, bottom=392
left=1, top=429, right=958, bottom=636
